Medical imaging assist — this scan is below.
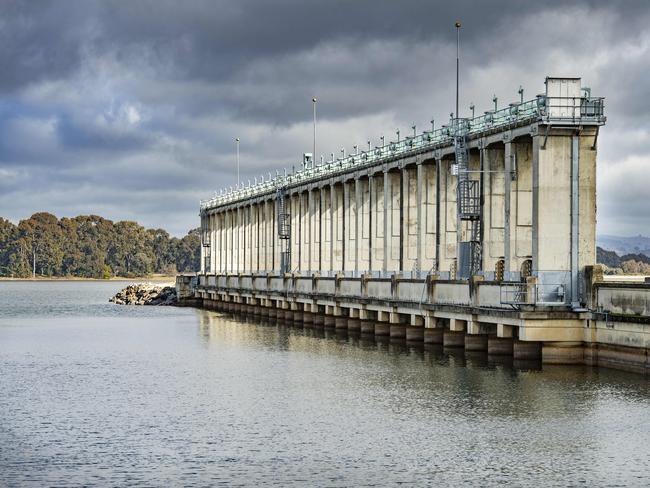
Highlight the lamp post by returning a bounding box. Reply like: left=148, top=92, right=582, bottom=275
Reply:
left=312, top=97, right=317, bottom=164
left=455, top=21, right=461, bottom=120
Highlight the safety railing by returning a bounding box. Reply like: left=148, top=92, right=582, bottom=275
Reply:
left=500, top=282, right=568, bottom=306
left=201, top=95, right=604, bottom=212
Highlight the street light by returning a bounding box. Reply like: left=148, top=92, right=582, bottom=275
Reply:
left=518, top=85, right=524, bottom=103
left=470, top=103, right=475, bottom=118
left=312, top=97, right=317, bottom=166
left=455, top=21, right=461, bottom=121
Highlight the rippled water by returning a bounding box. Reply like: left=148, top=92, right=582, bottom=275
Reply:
left=1, top=281, right=649, bottom=486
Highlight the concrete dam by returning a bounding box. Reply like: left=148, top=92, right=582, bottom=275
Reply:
left=179, top=76, right=650, bottom=375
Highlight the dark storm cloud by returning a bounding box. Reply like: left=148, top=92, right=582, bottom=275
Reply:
left=1, top=0, right=650, bottom=235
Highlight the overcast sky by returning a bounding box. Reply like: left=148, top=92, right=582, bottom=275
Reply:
left=1, top=0, right=649, bottom=236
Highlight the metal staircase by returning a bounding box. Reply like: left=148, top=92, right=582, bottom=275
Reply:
left=276, top=187, right=291, bottom=274
left=454, top=118, right=482, bottom=279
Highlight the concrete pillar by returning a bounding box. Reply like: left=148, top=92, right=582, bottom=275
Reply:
left=449, top=318, right=465, bottom=332
left=504, top=140, right=512, bottom=274
left=497, top=323, right=513, bottom=338
left=360, top=320, right=375, bottom=334
left=513, top=340, right=542, bottom=360
left=424, top=327, right=444, bottom=344
left=487, top=336, right=513, bottom=355
left=542, top=342, right=584, bottom=364
left=465, top=334, right=488, bottom=351
left=346, top=318, right=359, bottom=331
left=383, top=170, right=389, bottom=275
left=355, top=177, right=361, bottom=273
left=443, top=330, right=465, bottom=347
left=406, top=326, right=424, bottom=341
left=308, top=189, right=314, bottom=273
left=390, top=324, right=406, bottom=338
left=416, top=163, right=423, bottom=276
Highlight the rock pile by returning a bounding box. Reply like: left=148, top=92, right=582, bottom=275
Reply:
left=109, top=283, right=177, bottom=306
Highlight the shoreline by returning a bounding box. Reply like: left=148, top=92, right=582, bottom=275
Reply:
left=0, top=275, right=177, bottom=282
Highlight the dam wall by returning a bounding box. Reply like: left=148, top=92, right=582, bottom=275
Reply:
left=178, top=75, right=650, bottom=374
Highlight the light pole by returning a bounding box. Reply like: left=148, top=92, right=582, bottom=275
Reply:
left=312, top=97, right=317, bottom=165
left=236, top=137, right=240, bottom=187
left=455, top=21, right=461, bottom=121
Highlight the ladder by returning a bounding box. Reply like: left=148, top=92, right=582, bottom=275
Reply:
left=454, top=119, right=482, bottom=278
left=276, top=187, right=291, bottom=274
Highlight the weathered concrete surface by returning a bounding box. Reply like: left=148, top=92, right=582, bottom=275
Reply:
left=488, top=336, right=514, bottom=355
left=348, top=318, right=361, bottom=332
left=360, top=321, right=375, bottom=334
left=542, top=342, right=584, bottom=364
left=424, top=328, right=444, bottom=344
left=335, top=317, right=348, bottom=329
left=375, top=323, right=390, bottom=336
left=443, top=331, right=465, bottom=347
left=406, top=326, right=424, bottom=341
left=465, top=334, right=488, bottom=351
left=513, top=340, right=542, bottom=360
left=390, top=324, right=406, bottom=339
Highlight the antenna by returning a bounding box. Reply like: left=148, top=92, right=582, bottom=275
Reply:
left=312, top=97, right=317, bottom=167
left=455, top=21, right=461, bottom=120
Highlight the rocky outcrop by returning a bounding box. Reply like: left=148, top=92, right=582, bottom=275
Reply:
left=109, top=283, right=177, bottom=306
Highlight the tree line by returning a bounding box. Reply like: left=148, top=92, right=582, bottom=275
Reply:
left=0, top=213, right=200, bottom=278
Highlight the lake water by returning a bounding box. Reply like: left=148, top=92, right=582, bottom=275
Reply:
left=1, top=281, right=649, bottom=486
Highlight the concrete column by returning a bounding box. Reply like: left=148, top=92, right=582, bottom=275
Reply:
left=308, top=189, right=314, bottom=273
left=217, top=213, right=223, bottom=273
left=355, top=177, right=361, bottom=274
left=504, top=141, right=512, bottom=274
left=416, top=163, right=423, bottom=277
left=237, top=207, right=242, bottom=273
left=488, top=336, right=513, bottom=355
left=343, top=181, right=351, bottom=272
left=208, top=213, right=215, bottom=273
left=444, top=318, right=466, bottom=347
left=513, top=340, right=542, bottom=360
left=383, top=171, right=389, bottom=275
left=227, top=210, right=232, bottom=273
left=330, top=184, right=335, bottom=273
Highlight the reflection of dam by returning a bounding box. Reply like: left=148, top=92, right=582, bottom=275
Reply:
left=182, top=77, right=649, bottom=375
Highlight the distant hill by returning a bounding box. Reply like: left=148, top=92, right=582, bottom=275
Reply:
left=597, top=234, right=650, bottom=256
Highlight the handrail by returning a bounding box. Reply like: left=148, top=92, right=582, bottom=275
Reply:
left=200, top=95, right=605, bottom=212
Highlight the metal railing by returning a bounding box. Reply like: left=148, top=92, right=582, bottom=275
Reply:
left=200, top=95, right=605, bottom=212
left=500, top=282, right=568, bottom=306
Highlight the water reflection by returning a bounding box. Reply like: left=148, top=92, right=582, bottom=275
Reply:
left=3, top=283, right=647, bottom=487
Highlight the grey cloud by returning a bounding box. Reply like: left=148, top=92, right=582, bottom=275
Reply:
left=1, top=0, right=650, bottom=236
